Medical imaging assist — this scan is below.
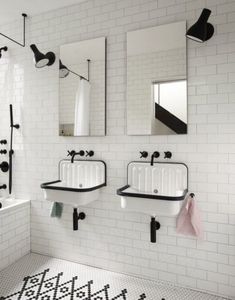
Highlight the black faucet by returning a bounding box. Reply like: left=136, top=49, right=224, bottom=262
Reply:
left=71, top=150, right=85, bottom=163
left=150, top=151, right=160, bottom=166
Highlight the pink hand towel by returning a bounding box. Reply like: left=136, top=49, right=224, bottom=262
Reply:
left=176, top=194, right=203, bottom=239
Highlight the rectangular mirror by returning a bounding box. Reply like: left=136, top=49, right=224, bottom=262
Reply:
left=127, top=21, right=187, bottom=135
left=59, top=37, right=106, bottom=136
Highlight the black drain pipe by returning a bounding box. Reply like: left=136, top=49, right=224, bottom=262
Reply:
left=150, top=217, right=161, bottom=243
left=73, top=208, right=86, bottom=230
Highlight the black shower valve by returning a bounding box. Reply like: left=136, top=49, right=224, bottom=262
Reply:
left=0, top=184, right=7, bottom=190
left=0, top=140, right=7, bottom=145
left=86, top=150, right=94, bottom=157
left=140, top=151, right=148, bottom=158
left=0, top=161, right=9, bottom=172
left=164, top=151, right=172, bottom=159
left=0, top=150, right=7, bottom=155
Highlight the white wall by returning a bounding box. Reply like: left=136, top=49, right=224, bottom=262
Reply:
left=0, top=0, right=235, bottom=298
left=0, top=202, right=30, bottom=271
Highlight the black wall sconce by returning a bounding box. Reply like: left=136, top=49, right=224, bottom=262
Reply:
left=59, top=59, right=90, bottom=82
left=0, top=13, right=27, bottom=47
left=186, top=8, right=214, bottom=42
left=30, top=44, right=56, bottom=68
left=0, top=46, right=8, bottom=59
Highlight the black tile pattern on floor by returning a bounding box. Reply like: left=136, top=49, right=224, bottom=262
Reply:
left=0, top=268, right=152, bottom=300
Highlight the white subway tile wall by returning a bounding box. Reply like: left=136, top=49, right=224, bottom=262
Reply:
left=0, top=0, right=234, bottom=298
left=0, top=202, right=30, bottom=271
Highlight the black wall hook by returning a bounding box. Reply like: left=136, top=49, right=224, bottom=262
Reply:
left=190, top=193, right=195, bottom=198
left=0, top=13, right=27, bottom=47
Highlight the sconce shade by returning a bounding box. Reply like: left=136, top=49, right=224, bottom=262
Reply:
left=186, top=8, right=214, bottom=42
left=59, top=60, right=70, bottom=78
left=30, top=44, right=56, bottom=68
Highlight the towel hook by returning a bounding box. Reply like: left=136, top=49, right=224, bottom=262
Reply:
left=190, top=193, right=195, bottom=198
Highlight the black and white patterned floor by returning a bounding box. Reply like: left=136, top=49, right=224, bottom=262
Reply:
left=0, top=254, right=228, bottom=300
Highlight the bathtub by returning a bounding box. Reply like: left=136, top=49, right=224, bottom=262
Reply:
left=0, top=197, right=29, bottom=212
left=0, top=197, right=30, bottom=271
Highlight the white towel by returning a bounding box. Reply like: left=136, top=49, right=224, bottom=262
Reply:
left=74, top=79, right=91, bottom=136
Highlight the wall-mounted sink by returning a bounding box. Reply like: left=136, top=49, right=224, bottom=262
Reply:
left=117, top=161, right=188, bottom=216
left=41, top=160, right=106, bottom=206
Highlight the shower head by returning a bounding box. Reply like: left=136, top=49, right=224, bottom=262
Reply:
left=30, top=44, right=56, bottom=68
left=0, top=46, right=8, bottom=58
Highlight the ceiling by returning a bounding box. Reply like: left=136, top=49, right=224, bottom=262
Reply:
left=0, top=0, right=87, bottom=24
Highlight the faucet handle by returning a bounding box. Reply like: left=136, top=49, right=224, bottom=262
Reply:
left=67, top=150, right=76, bottom=157
left=86, top=150, right=94, bottom=157
left=140, top=151, right=148, bottom=158
left=164, top=151, right=172, bottom=159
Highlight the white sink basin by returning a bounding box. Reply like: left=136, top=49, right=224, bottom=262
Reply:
left=41, top=160, right=106, bottom=207
left=117, top=162, right=188, bottom=216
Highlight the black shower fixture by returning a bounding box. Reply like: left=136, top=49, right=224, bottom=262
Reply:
left=0, top=13, right=27, bottom=47
left=9, top=105, right=20, bottom=194
left=59, top=59, right=90, bottom=81
left=186, top=8, right=214, bottom=42
left=0, top=46, right=8, bottom=58
left=30, top=44, right=56, bottom=68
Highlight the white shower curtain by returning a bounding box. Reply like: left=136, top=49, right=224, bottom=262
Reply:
left=74, top=79, right=91, bottom=136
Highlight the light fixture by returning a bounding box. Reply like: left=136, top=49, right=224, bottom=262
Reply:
left=186, top=8, right=214, bottom=42
left=59, top=59, right=90, bottom=81
left=30, top=44, right=56, bottom=68
left=59, top=60, right=70, bottom=78
left=0, top=13, right=27, bottom=47
left=0, top=46, right=8, bottom=58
